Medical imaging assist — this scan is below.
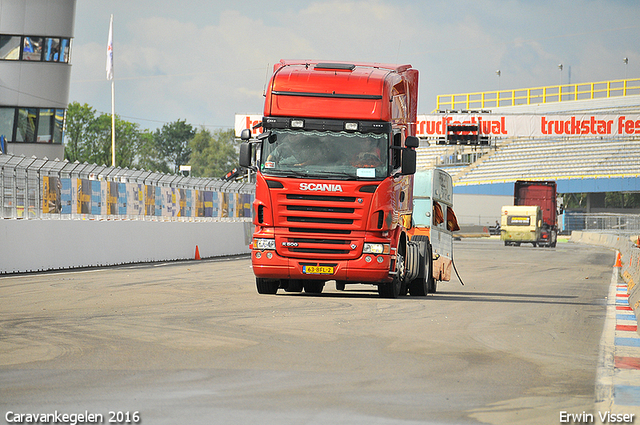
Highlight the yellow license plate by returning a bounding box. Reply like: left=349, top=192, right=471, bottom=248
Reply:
left=303, top=266, right=334, bottom=275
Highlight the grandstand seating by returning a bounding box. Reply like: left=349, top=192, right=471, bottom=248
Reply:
left=422, top=136, right=640, bottom=185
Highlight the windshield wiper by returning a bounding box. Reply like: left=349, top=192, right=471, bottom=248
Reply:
left=262, top=169, right=309, bottom=178
left=312, top=171, right=358, bottom=180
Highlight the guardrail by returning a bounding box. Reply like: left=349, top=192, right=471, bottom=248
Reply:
left=571, top=231, right=640, bottom=333
left=564, top=212, right=640, bottom=235
left=1, top=154, right=255, bottom=221
left=436, top=78, right=640, bottom=111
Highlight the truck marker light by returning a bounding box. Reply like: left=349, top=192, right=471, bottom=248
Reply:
left=254, top=238, right=276, bottom=250
left=345, top=122, right=359, bottom=131
left=291, top=119, right=305, bottom=128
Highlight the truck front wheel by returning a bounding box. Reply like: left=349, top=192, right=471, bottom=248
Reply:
left=256, top=278, right=279, bottom=294
left=379, top=252, right=404, bottom=298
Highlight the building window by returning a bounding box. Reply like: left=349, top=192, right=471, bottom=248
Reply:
left=0, top=108, right=16, bottom=140
left=38, top=109, right=55, bottom=143
left=23, top=36, right=43, bottom=61
left=0, top=35, right=71, bottom=63
left=0, top=35, right=21, bottom=60
left=53, top=109, right=64, bottom=143
left=44, top=38, right=60, bottom=62
left=0, top=107, right=65, bottom=144
left=59, top=38, right=70, bottom=63
left=16, top=108, right=37, bottom=142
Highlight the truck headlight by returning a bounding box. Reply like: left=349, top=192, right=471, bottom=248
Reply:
left=253, top=238, right=276, bottom=251
left=363, top=243, right=390, bottom=255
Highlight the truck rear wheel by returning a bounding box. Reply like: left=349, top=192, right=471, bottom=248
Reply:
left=426, top=241, right=436, bottom=294
left=409, top=236, right=432, bottom=296
left=256, top=278, right=279, bottom=295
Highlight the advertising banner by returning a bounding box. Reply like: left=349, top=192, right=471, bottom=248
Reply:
left=155, top=186, right=162, bottom=217
left=235, top=114, right=262, bottom=137
left=195, top=190, right=204, bottom=217
left=107, top=181, right=118, bottom=215
left=235, top=113, right=640, bottom=139
left=416, top=114, right=640, bottom=138
left=90, top=180, right=101, bottom=216
left=203, top=191, right=213, bottom=218
left=144, top=185, right=155, bottom=216
left=42, top=176, right=61, bottom=214
left=117, top=182, right=127, bottom=215
left=60, top=178, right=72, bottom=214
left=77, top=179, right=91, bottom=214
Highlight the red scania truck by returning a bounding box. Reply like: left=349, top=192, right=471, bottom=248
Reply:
left=239, top=60, right=428, bottom=298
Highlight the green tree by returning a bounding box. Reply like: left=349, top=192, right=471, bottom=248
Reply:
left=153, top=120, right=195, bottom=173
left=65, top=101, right=156, bottom=169
left=189, top=128, right=238, bottom=178
left=64, top=102, right=97, bottom=163
left=135, top=131, right=169, bottom=173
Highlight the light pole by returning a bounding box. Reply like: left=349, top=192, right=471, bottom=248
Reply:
left=496, top=69, right=501, bottom=91
left=624, top=57, right=629, bottom=80
left=558, top=64, right=563, bottom=101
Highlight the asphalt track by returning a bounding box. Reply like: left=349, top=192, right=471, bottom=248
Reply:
left=0, top=238, right=616, bottom=424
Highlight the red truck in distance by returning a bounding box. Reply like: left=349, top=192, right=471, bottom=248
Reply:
left=239, top=60, right=434, bottom=298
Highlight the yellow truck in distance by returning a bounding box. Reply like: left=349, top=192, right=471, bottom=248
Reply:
left=500, top=205, right=542, bottom=247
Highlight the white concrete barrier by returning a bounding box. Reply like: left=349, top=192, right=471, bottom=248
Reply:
left=0, top=219, right=252, bottom=274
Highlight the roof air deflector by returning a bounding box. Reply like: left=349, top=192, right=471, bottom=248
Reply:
left=314, top=63, right=356, bottom=71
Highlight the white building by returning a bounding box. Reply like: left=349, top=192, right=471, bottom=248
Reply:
left=0, top=0, right=76, bottom=160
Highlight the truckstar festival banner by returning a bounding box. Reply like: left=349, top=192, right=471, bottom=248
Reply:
left=235, top=114, right=640, bottom=139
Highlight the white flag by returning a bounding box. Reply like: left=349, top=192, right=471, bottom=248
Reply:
left=106, top=15, right=114, bottom=80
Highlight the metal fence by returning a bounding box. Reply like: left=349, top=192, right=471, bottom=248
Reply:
left=563, top=212, right=640, bottom=235
left=0, top=154, right=255, bottom=221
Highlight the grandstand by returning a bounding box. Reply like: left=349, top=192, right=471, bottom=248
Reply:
left=416, top=77, right=640, bottom=199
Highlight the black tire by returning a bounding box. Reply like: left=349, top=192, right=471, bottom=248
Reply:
left=426, top=243, right=436, bottom=294
left=402, top=241, right=419, bottom=295
left=336, top=281, right=346, bottom=291
left=304, top=281, right=324, bottom=294
left=409, top=239, right=429, bottom=297
left=256, top=278, right=279, bottom=294
left=379, top=250, right=404, bottom=298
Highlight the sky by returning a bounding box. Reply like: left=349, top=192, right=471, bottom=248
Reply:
left=69, top=0, right=640, bottom=132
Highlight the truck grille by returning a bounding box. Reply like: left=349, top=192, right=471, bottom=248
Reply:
left=274, top=188, right=370, bottom=259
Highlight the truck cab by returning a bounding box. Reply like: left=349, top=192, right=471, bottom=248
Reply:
left=239, top=60, right=422, bottom=298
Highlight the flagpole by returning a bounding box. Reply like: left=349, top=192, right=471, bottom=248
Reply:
left=107, top=14, right=115, bottom=167
left=111, top=78, right=115, bottom=167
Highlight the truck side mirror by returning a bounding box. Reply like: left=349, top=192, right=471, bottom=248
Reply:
left=239, top=143, right=253, bottom=168
left=240, top=129, right=252, bottom=141
left=405, top=136, right=419, bottom=148
left=401, top=148, right=416, bottom=175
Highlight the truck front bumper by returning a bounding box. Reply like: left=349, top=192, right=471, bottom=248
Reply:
left=251, top=249, right=393, bottom=284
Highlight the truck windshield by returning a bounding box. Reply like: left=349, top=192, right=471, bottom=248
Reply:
left=260, top=129, right=388, bottom=180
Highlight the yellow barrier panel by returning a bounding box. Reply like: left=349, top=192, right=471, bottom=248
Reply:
left=436, top=78, right=640, bottom=111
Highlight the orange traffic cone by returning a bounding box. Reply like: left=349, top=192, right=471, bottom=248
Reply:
left=195, top=245, right=201, bottom=260
left=615, top=251, right=622, bottom=267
